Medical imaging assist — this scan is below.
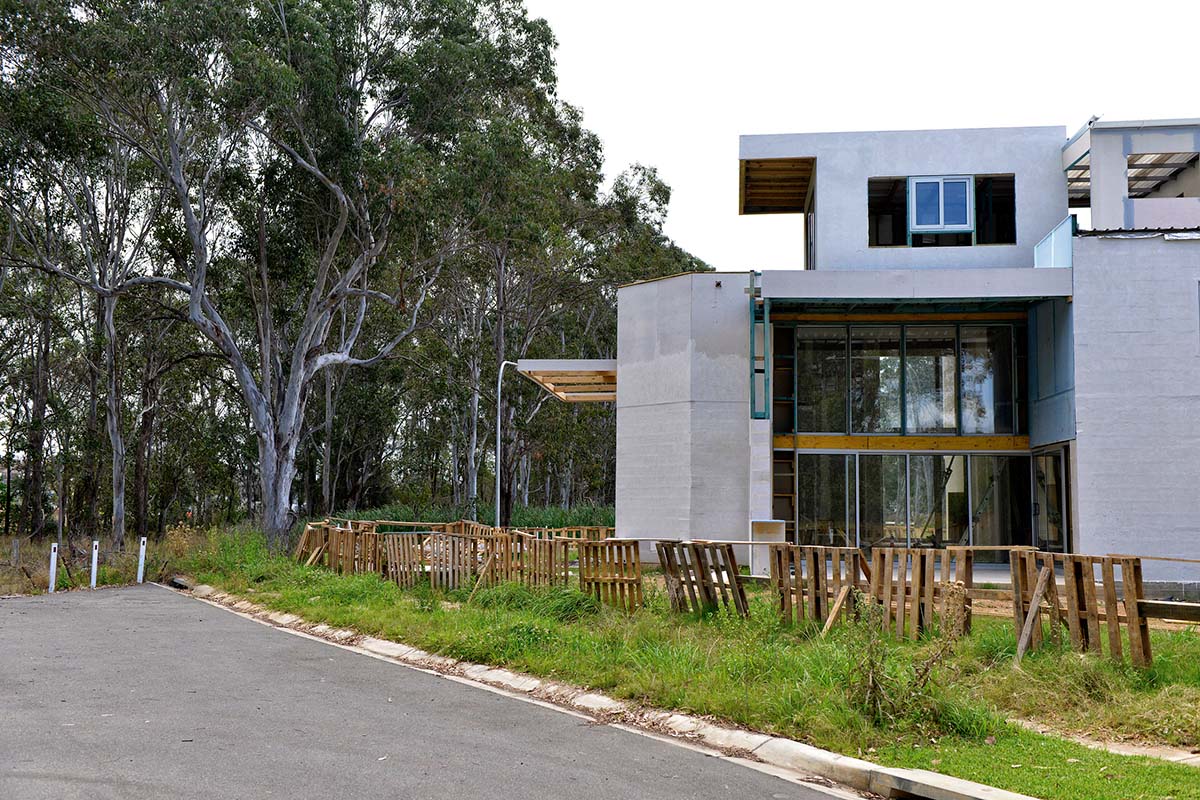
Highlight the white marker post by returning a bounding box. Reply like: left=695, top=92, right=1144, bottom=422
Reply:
left=48, top=543, right=58, bottom=593
left=89, top=540, right=99, bottom=589
left=136, top=537, right=147, bottom=584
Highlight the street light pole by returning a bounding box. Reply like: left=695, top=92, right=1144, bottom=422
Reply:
left=495, top=360, right=517, bottom=529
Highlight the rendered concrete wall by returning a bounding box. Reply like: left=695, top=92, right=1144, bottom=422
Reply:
left=615, top=273, right=753, bottom=558
left=1071, top=236, right=1200, bottom=581
left=1089, top=125, right=1200, bottom=231
left=1028, top=298, right=1076, bottom=448
left=759, top=266, right=1073, bottom=301
left=740, top=126, right=1068, bottom=270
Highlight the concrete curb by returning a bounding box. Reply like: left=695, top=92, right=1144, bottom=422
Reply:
left=183, top=584, right=1036, bottom=800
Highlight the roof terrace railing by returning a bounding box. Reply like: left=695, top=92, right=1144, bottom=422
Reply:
left=1033, top=215, right=1076, bottom=268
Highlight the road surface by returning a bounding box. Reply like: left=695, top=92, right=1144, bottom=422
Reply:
left=1, top=585, right=838, bottom=799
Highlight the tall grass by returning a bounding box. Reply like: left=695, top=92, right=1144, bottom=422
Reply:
left=182, top=529, right=1200, bottom=800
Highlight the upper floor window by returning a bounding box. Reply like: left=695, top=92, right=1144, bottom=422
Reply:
left=909, top=176, right=974, bottom=233
left=869, top=174, right=1015, bottom=248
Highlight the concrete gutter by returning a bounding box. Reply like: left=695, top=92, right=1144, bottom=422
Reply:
left=181, top=584, right=1035, bottom=800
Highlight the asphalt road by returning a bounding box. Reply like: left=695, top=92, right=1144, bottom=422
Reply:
left=1, top=585, right=836, bottom=800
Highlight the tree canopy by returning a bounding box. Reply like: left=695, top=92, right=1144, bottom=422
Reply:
left=0, top=0, right=706, bottom=546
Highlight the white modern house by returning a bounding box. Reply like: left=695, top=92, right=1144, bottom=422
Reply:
left=520, top=118, right=1200, bottom=588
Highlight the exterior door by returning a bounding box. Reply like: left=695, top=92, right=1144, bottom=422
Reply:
left=1033, top=451, right=1067, bottom=553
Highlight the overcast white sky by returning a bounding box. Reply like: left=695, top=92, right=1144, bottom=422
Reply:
left=523, top=0, right=1200, bottom=271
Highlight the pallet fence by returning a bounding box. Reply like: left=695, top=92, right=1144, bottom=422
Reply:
left=427, top=532, right=480, bottom=591
left=482, top=533, right=571, bottom=587
left=769, top=544, right=869, bottom=627
left=867, top=547, right=974, bottom=639
left=656, top=540, right=748, bottom=617
left=1010, top=552, right=1154, bottom=667
left=383, top=533, right=426, bottom=588
left=579, top=539, right=643, bottom=612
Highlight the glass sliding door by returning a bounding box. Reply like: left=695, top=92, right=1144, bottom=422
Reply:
left=969, top=454, right=1032, bottom=563
left=1034, top=451, right=1067, bottom=553
left=908, top=454, right=968, bottom=548
left=905, top=326, right=958, bottom=433
left=960, top=325, right=1014, bottom=434
left=857, top=454, right=907, bottom=548
left=795, top=327, right=847, bottom=433
left=850, top=326, right=901, bottom=433
left=796, top=454, right=854, bottom=547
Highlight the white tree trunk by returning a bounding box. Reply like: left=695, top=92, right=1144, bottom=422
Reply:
left=102, top=295, right=126, bottom=549
left=465, top=356, right=480, bottom=519
left=258, top=436, right=298, bottom=549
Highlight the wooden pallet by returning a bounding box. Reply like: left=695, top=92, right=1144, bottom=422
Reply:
left=427, top=533, right=480, bottom=591
left=1011, top=552, right=1153, bottom=667
left=656, top=540, right=748, bottom=617
left=384, top=533, right=427, bottom=588
left=867, top=547, right=972, bottom=639
left=579, top=539, right=643, bottom=612
left=293, top=523, right=329, bottom=566
left=769, top=544, right=868, bottom=627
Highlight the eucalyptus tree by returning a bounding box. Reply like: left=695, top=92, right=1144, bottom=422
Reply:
left=2, top=0, right=566, bottom=545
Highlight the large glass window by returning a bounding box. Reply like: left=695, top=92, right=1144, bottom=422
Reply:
left=960, top=325, right=1014, bottom=434
left=778, top=321, right=1022, bottom=437
left=796, top=454, right=854, bottom=547
left=858, top=454, right=907, bottom=548
left=795, top=327, right=847, bottom=433
left=850, top=326, right=901, bottom=433
left=908, top=454, right=968, bottom=548
left=969, top=455, right=1032, bottom=563
left=904, top=326, right=957, bottom=433
left=783, top=451, right=1035, bottom=553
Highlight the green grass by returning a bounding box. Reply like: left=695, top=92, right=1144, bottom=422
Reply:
left=183, top=530, right=1200, bottom=800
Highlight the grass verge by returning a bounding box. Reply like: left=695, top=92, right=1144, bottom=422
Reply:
left=183, top=531, right=1200, bottom=800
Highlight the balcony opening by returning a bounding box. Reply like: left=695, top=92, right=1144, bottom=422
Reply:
left=1127, top=153, right=1200, bottom=198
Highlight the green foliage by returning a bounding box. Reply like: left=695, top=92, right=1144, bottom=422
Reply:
left=0, top=0, right=704, bottom=545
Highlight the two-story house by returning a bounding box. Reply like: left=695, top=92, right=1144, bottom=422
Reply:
left=519, top=119, right=1200, bottom=588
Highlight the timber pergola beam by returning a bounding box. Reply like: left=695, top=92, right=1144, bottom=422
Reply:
left=516, top=358, right=617, bottom=403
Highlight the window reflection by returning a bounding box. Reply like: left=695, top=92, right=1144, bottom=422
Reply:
left=908, top=454, right=968, bottom=548
left=858, top=454, right=906, bottom=548
left=960, top=326, right=1014, bottom=434
left=904, top=326, right=957, bottom=433
left=795, top=327, right=847, bottom=433
left=851, top=326, right=901, bottom=433
left=796, top=454, right=854, bottom=547
left=970, top=455, right=1032, bottom=563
